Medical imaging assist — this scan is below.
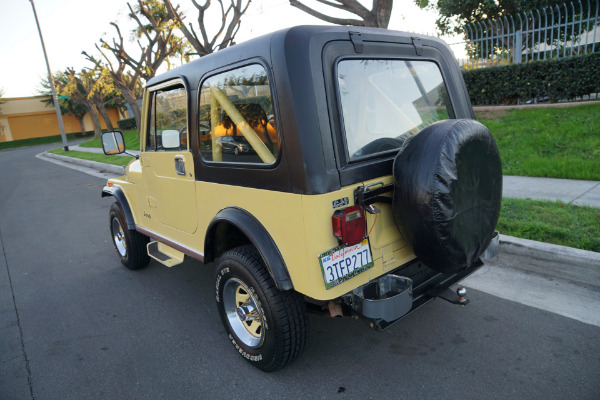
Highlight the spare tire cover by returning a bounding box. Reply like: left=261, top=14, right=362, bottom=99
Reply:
left=392, top=119, right=502, bottom=274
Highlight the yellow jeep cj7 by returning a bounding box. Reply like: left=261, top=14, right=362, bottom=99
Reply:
left=101, top=26, right=502, bottom=371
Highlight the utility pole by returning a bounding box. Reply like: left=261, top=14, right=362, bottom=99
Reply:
left=29, top=0, right=69, bottom=151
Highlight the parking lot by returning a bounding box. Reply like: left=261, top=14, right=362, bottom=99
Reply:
left=1, top=144, right=599, bottom=399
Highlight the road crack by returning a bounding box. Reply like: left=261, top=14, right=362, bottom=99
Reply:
left=0, top=226, right=35, bottom=399
left=571, top=181, right=600, bottom=205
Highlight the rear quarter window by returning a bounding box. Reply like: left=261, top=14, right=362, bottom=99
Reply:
left=198, top=64, right=279, bottom=165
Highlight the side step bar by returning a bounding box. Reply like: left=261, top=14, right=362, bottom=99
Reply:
left=147, top=241, right=185, bottom=267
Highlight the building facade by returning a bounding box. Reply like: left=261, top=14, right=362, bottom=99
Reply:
left=0, top=96, right=122, bottom=142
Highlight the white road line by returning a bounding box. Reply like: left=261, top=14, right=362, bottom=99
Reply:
left=464, top=261, right=600, bottom=327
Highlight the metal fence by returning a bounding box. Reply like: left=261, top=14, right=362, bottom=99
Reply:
left=450, top=1, right=600, bottom=69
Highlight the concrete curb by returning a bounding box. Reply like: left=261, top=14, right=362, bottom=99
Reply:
left=69, top=145, right=141, bottom=157
left=473, top=100, right=600, bottom=112
left=41, top=151, right=125, bottom=176
left=497, top=234, right=600, bottom=287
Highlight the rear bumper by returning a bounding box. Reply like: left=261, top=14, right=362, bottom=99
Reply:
left=343, top=258, right=485, bottom=331
left=347, top=275, right=413, bottom=322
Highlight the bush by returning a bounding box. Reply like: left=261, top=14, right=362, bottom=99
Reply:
left=463, top=52, right=600, bottom=105
left=117, top=117, right=137, bottom=130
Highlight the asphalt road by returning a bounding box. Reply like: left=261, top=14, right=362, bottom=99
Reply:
left=1, top=144, right=599, bottom=400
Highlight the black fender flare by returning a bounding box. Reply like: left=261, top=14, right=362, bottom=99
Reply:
left=102, top=186, right=136, bottom=230
left=205, top=207, right=293, bottom=291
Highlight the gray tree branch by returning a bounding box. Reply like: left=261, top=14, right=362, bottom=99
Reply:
left=289, top=0, right=392, bottom=28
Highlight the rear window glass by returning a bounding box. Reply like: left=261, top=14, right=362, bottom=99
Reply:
left=337, top=59, right=454, bottom=160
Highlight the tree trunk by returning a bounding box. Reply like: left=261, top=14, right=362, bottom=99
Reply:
left=121, top=88, right=141, bottom=135
left=96, top=101, right=114, bottom=131
left=88, top=104, right=103, bottom=138
left=375, top=0, right=392, bottom=28
left=77, top=117, right=86, bottom=136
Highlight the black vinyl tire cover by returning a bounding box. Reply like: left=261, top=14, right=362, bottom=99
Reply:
left=392, top=119, right=502, bottom=274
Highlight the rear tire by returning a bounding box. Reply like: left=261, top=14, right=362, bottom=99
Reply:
left=109, top=202, right=150, bottom=270
left=215, top=245, right=308, bottom=372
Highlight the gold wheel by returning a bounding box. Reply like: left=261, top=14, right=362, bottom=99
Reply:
left=223, top=278, right=265, bottom=348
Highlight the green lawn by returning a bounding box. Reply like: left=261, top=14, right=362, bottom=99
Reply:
left=48, top=148, right=134, bottom=166
left=0, top=133, right=82, bottom=151
left=497, top=198, right=600, bottom=252
left=78, top=129, right=141, bottom=150
left=476, top=103, right=600, bottom=180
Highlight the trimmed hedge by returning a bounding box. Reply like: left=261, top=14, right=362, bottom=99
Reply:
left=463, top=52, right=600, bottom=105
left=117, top=117, right=137, bottom=130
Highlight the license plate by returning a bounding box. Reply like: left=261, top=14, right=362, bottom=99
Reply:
left=318, top=239, right=374, bottom=290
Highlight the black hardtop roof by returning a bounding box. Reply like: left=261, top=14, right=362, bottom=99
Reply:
left=146, top=25, right=447, bottom=89
left=144, top=25, right=464, bottom=195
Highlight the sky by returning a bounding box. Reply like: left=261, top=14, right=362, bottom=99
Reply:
left=0, top=0, right=455, bottom=99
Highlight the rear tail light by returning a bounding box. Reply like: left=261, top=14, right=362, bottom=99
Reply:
left=332, top=205, right=366, bottom=246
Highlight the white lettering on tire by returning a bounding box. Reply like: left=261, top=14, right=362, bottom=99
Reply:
left=215, top=267, right=230, bottom=302
left=229, top=334, right=263, bottom=362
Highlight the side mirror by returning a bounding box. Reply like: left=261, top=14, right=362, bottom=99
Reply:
left=101, top=131, right=125, bottom=155
left=161, top=129, right=181, bottom=149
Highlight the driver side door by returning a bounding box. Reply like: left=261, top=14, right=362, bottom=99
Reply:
left=141, top=81, right=197, bottom=235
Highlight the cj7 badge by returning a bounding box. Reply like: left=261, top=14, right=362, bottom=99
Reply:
left=332, top=197, right=349, bottom=209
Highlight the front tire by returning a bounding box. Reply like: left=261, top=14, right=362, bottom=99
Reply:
left=215, top=245, right=308, bottom=372
left=109, top=202, right=150, bottom=270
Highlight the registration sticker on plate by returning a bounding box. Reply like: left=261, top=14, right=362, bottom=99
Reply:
left=318, top=239, right=374, bottom=290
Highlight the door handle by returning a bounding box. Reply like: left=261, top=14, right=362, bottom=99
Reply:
left=174, top=156, right=186, bottom=175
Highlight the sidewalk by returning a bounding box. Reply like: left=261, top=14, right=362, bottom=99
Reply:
left=503, top=175, right=600, bottom=208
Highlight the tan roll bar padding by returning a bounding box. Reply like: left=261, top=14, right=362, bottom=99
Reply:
left=210, top=87, right=276, bottom=164
left=210, top=94, right=222, bottom=162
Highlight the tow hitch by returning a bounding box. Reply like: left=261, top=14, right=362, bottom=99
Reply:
left=436, top=287, right=469, bottom=306
left=360, top=260, right=483, bottom=331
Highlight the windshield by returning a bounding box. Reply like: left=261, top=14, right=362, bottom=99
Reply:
left=337, top=59, right=454, bottom=160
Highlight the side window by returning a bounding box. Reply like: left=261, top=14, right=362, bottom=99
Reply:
left=198, top=64, right=279, bottom=164
left=146, top=84, right=188, bottom=151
